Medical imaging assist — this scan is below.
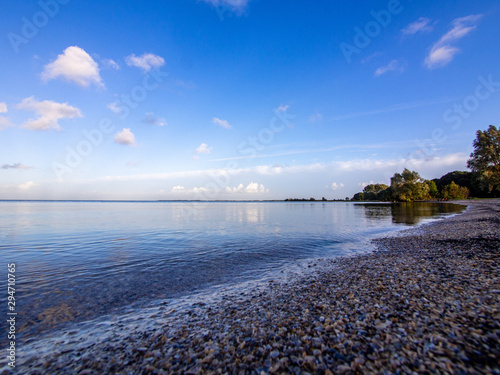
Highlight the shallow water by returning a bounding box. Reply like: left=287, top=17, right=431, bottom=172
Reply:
left=0, top=201, right=464, bottom=344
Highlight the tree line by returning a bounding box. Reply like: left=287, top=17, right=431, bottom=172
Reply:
left=352, top=125, right=500, bottom=202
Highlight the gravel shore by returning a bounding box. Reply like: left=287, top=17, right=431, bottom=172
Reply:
left=6, top=200, right=500, bottom=374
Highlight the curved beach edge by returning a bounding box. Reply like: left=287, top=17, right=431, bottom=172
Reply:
left=6, top=199, right=500, bottom=374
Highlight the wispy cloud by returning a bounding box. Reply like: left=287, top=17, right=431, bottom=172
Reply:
left=17, top=96, right=82, bottom=131
left=276, top=104, right=289, bottom=113
left=41, top=46, right=103, bottom=88
left=114, top=128, right=136, bottom=146
left=94, top=164, right=324, bottom=183
left=90, top=153, right=467, bottom=187
left=361, top=52, right=383, bottom=64
left=402, top=17, right=434, bottom=35
left=331, top=182, right=344, bottom=191
left=200, top=0, right=250, bottom=14
left=333, top=153, right=467, bottom=172
left=101, top=58, right=120, bottom=70
left=425, top=14, right=482, bottom=69
left=330, top=97, right=455, bottom=122
left=195, top=143, right=213, bottom=155
left=107, top=102, right=123, bottom=114
left=358, top=180, right=375, bottom=189
left=1, top=163, right=33, bottom=170
left=175, top=80, right=196, bottom=90
left=143, top=112, right=167, bottom=126
left=170, top=182, right=268, bottom=195
left=309, top=112, right=322, bottom=123
left=0, top=117, right=13, bottom=130
left=18, top=181, right=37, bottom=190
left=0, top=102, right=13, bottom=130
left=375, top=59, right=406, bottom=77
left=212, top=117, right=231, bottom=129
left=125, top=53, right=165, bottom=72
left=209, top=139, right=417, bottom=162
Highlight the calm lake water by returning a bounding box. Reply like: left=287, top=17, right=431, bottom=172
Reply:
left=0, top=201, right=464, bottom=343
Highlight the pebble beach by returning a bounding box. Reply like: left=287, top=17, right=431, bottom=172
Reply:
left=6, top=200, right=500, bottom=374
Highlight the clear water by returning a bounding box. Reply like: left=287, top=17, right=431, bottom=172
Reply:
left=0, top=201, right=464, bottom=343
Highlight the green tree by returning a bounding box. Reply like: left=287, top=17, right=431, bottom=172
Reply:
left=352, top=192, right=365, bottom=201
left=362, top=183, right=389, bottom=200
left=427, top=180, right=439, bottom=199
left=442, top=181, right=470, bottom=200
left=467, top=125, right=500, bottom=192
left=390, top=169, right=430, bottom=201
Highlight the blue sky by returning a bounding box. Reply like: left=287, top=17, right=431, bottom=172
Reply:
left=1, top=0, right=499, bottom=200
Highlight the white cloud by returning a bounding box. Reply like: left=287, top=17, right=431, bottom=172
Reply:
left=107, top=102, right=123, bottom=114
left=171, top=186, right=185, bottom=192
left=309, top=112, right=322, bottom=123
left=0, top=103, right=12, bottom=130
left=276, top=104, right=289, bottom=113
left=125, top=53, right=165, bottom=72
left=114, top=128, right=136, bottom=146
left=375, top=59, right=406, bottom=77
left=425, top=14, right=482, bottom=69
left=358, top=181, right=375, bottom=189
left=17, top=96, right=82, bottom=131
left=102, top=58, right=120, bottom=70
left=195, top=143, right=212, bottom=154
left=401, top=17, right=434, bottom=35
left=225, top=184, right=244, bottom=193
left=41, top=46, right=103, bottom=88
left=200, top=0, right=250, bottom=13
left=18, top=181, right=36, bottom=190
left=143, top=112, right=167, bottom=126
left=175, top=80, right=196, bottom=90
left=331, top=182, right=345, bottom=191
left=425, top=45, right=459, bottom=69
left=244, top=182, right=268, bottom=193
left=212, top=117, right=231, bottom=129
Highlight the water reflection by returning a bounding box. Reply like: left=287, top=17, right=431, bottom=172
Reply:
left=358, top=202, right=466, bottom=225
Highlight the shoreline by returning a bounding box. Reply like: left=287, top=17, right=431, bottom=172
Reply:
left=5, top=200, right=500, bottom=374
